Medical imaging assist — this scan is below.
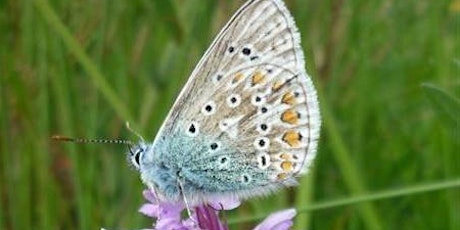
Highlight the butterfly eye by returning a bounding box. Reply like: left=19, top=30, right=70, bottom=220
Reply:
left=134, top=151, right=141, bottom=166
left=129, top=146, right=144, bottom=169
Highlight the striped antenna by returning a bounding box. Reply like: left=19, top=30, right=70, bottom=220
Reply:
left=51, top=135, right=133, bottom=145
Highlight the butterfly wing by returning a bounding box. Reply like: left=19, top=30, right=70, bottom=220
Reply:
left=149, top=0, right=321, bottom=201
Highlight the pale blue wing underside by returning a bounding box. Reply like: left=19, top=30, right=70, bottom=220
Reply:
left=138, top=0, right=321, bottom=203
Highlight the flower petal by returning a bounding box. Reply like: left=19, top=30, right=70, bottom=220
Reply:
left=143, top=190, right=159, bottom=204
left=272, top=221, right=293, bottom=230
left=182, top=216, right=198, bottom=229
left=156, top=216, right=187, bottom=230
left=208, top=196, right=241, bottom=210
left=253, top=208, right=297, bottom=230
left=158, top=202, right=184, bottom=219
left=195, top=205, right=228, bottom=230
left=139, top=204, right=160, bottom=218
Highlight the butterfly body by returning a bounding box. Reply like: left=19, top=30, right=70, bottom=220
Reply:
left=138, top=128, right=284, bottom=202
left=129, top=0, right=321, bottom=204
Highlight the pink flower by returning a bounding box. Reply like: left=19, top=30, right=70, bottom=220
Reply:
left=253, top=208, right=296, bottom=230
left=139, top=190, right=297, bottom=230
left=138, top=190, right=185, bottom=229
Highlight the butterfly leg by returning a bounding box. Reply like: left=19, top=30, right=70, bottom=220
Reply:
left=177, top=178, right=196, bottom=223
left=151, top=187, right=160, bottom=204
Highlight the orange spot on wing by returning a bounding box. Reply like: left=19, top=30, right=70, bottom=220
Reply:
left=281, top=161, right=294, bottom=171
left=282, top=130, right=302, bottom=147
left=251, top=71, right=265, bottom=85
left=272, top=80, right=283, bottom=91
left=280, top=153, right=291, bottom=160
left=281, top=92, right=296, bottom=105
left=281, top=110, right=299, bottom=125
left=232, top=73, right=244, bottom=84
left=277, top=173, right=288, bottom=180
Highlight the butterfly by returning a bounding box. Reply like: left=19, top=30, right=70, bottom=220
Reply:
left=128, top=0, right=321, bottom=205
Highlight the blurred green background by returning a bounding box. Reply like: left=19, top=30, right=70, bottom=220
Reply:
left=0, top=0, right=459, bottom=229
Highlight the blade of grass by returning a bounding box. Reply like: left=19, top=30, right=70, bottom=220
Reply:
left=48, top=42, right=86, bottom=229
left=294, top=173, right=315, bottom=229
left=229, top=178, right=460, bottom=224
left=151, top=0, right=183, bottom=43
left=36, top=14, right=52, bottom=229
left=33, top=0, right=137, bottom=129
left=422, top=83, right=460, bottom=125
left=297, top=179, right=460, bottom=212
left=318, top=86, right=384, bottom=230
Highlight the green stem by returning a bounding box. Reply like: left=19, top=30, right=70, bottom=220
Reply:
left=229, top=178, right=460, bottom=224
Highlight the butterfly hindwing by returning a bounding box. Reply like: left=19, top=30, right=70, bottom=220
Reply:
left=146, top=0, right=321, bottom=202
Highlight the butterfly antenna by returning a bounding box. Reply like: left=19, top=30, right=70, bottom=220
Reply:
left=126, top=122, right=145, bottom=142
left=51, top=135, right=133, bottom=146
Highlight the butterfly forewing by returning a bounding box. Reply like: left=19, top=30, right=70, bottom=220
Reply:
left=149, top=0, right=320, bottom=201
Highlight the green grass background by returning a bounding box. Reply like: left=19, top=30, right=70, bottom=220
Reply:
left=1, top=0, right=459, bottom=229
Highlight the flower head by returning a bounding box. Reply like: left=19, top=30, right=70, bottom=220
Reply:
left=139, top=190, right=185, bottom=229
left=139, top=190, right=297, bottom=230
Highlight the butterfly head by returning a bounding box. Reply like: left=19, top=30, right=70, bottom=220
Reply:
left=128, top=142, right=148, bottom=170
